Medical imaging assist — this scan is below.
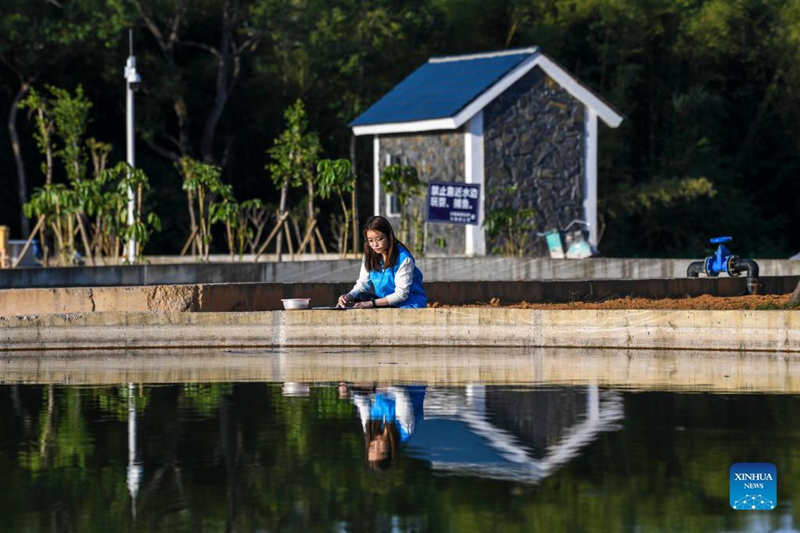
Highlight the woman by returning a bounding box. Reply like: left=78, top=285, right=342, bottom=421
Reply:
left=337, top=216, right=427, bottom=309
left=350, top=385, right=426, bottom=470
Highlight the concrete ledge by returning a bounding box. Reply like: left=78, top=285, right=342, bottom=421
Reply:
left=1, top=308, right=798, bottom=352
left=3, top=257, right=799, bottom=288
left=1, top=277, right=798, bottom=315
left=1, top=347, right=799, bottom=392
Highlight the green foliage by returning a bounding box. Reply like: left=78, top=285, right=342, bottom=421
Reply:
left=266, top=99, right=321, bottom=192
left=212, top=195, right=266, bottom=259
left=93, top=385, right=150, bottom=422
left=316, top=159, right=354, bottom=200
left=48, top=85, right=92, bottom=183
left=24, top=183, right=81, bottom=265
left=483, top=207, right=538, bottom=256
left=18, top=87, right=56, bottom=183
left=606, top=177, right=717, bottom=216
left=379, top=164, right=423, bottom=201
left=317, top=158, right=355, bottom=253
left=6, top=383, right=800, bottom=531
left=5, top=0, right=800, bottom=256
left=380, top=164, right=425, bottom=254
left=179, top=156, right=230, bottom=260
left=180, top=384, right=233, bottom=417
left=93, top=162, right=161, bottom=262
left=18, top=85, right=92, bottom=184
left=18, top=387, right=94, bottom=474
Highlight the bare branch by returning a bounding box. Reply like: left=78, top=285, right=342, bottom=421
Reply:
left=168, top=0, right=186, bottom=47
left=142, top=136, right=181, bottom=163
left=131, top=0, right=181, bottom=54
left=181, top=40, right=221, bottom=58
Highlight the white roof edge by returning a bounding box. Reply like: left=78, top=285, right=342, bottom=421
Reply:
left=352, top=117, right=457, bottom=136
left=351, top=51, right=623, bottom=135
left=535, top=55, right=623, bottom=128
left=429, top=47, right=539, bottom=63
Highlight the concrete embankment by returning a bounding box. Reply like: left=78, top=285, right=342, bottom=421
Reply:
left=3, top=257, right=800, bottom=288
left=2, top=347, right=799, bottom=393
left=1, top=276, right=799, bottom=315
left=1, top=308, right=797, bottom=352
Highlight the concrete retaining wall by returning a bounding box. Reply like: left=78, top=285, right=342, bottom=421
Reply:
left=3, top=347, right=799, bottom=392
left=3, top=257, right=799, bottom=288
left=1, top=276, right=798, bottom=315
left=1, top=308, right=797, bottom=352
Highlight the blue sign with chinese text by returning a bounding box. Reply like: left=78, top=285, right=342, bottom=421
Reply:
left=427, top=181, right=480, bottom=225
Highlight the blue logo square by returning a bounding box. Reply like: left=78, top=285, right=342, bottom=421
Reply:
left=730, top=463, right=777, bottom=510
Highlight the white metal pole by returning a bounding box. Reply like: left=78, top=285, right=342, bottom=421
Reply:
left=125, top=57, right=136, bottom=262
left=125, top=30, right=138, bottom=263
left=583, top=109, right=599, bottom=249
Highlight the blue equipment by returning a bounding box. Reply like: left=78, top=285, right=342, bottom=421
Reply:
left=687, top=236, right=759, bottom=290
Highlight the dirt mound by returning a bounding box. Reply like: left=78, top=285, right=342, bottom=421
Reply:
left=435, top=292, right=795, bottom=310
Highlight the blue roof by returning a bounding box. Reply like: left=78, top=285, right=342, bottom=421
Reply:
left=350, top=49, right=537, bottom=127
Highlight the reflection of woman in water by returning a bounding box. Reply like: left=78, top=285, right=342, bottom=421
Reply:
left=350, top=386, right=425, bottom=470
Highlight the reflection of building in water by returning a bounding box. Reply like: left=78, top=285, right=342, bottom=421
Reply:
left=406, top=385, right=623, bottom=484
left=486, top=387, right=589, bottom=455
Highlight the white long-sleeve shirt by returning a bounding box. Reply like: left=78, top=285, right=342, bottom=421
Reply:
left=347, top=256, right=416, bottom=306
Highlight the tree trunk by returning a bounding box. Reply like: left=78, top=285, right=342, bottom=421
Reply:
left=8, top=81, right=31, bottom=237
left=350, top=135, right=358, bottom=254
left=306, top=178, right=315, bottom=253
left=186, top=189, right=198, bottom=256
left=276, top=183, right=288, bottom=262
left=201, top=0, right=238, bottom=164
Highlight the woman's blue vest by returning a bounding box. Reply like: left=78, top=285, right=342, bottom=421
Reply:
left=370, top=246, right=427, bottom=308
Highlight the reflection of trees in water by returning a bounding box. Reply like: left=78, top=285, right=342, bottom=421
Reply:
left=4, top=384, right=800, bottom=532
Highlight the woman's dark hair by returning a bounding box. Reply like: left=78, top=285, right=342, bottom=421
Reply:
left=364, top=419, right=399, bottom=471
left=362, top=215, right=408, bottom=271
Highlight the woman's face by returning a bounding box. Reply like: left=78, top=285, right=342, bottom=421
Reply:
left=368, top=435, right=390, bottom=462
left=366, top=229, right=389, bottom=256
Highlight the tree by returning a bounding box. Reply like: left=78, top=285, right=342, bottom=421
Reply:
left=104, top=0, right=264, bottom=165
left=266, top=99, right=322, bottom=258
left=0, top=0, right=100, bottom=236
left=317, top=158, right=355, bottom=254
left=179, top=156, right=228, bottom=261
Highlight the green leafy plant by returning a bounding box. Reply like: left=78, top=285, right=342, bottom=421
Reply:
left=380, top=164, right=425, bottom=255
left=317, top=158, right=355, bottom=254
left=23, top=183, right=80, bottom=266
left=82, top=162, right=160, bottom=263
left=19, top=85, right=91, bottom=184
left=179, top=157, right=228, bottom=261
left=266, top=99, right=322, bottom=256
left=483, top=207, right=538, bottom=256
left=212, top=193, right=265, bottom=260
left=18, top=87, right=56, bottom=185
left=48, top=85, right=91, bottom=183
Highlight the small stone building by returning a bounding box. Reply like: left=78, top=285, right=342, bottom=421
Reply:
left=350, top=47, right=622, bottom=256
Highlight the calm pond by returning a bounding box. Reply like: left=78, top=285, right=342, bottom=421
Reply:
left=1, top=351, right=798, bottom=532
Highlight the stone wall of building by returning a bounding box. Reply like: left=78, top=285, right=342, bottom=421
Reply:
left=484, top=67, right=585, bottom=256
left=378, top=131, right=466, bottom=256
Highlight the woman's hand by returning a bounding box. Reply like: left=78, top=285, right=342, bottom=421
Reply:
left=337, top=293, right=354, bottom=308
left=353, top=299, right=378, bottom=309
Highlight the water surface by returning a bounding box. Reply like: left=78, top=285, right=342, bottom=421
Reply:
left=1, top=347, right=799, bottom=532
left=1, top=380, right=800, bottom=532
